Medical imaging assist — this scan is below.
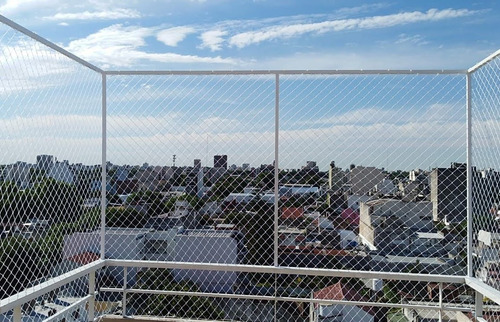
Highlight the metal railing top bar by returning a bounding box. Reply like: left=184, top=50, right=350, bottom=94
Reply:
left=0, top=14, right=104, bottom=74
left=0, top=260, right=105, bottom=314
left=105, top=259, right=466, bottom=284
left=465, top=277, right=500, bottom=306
left=42, top=295, right=92, bottom=322
left=468, top=48, right=500, bottom=73
left=104, top=69, right=467, bottom=76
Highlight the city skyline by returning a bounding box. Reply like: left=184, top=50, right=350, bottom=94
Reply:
left=0, top=152, right=471, bottom=174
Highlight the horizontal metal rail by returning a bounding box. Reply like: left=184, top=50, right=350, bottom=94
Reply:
left=104, top=69, right=466, bottom=76
left=43, top=295, right=92, bottom=322
left=105, top=259, right=466, bottom=283
left=0, top=260, right=105, bottom=314
left=5, top=260, right=500, bottom=319
left=100, top=287, right=472, bottom=312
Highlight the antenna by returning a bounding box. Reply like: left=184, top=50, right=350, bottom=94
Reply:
left=173, top=154, right=176, bottom=167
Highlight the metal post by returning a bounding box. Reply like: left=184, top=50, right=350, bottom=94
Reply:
left=122, top=267, right=128, bottom=317
left=88, top=271, right=95, bottom=321
left=274, top=73, right=280, bottom=268
left=309, top=292, right=315, bottom=322
left=466, top=72, right=473, bottom=277
left=13, top=305, right=21, bottom=322
left=100, top=73, right=107, bottom=260
left=438, top=282, right=443, bottom=322
left=274, top=73, right=280, bottom=322
left=475, top=291, right=484, bottom=319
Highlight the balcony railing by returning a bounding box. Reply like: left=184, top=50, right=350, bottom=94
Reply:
left=1, top=13, right=500, bottom=322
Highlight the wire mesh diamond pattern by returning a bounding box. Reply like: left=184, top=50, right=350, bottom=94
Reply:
left=2, top=13, right=500, bottom=322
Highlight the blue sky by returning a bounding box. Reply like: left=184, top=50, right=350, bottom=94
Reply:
left=0, top=1, right=498, bottom=170
left=0, top=0, right=499, bottom=70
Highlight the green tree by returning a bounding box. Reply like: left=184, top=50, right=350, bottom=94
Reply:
left=226, top=199, right=274, bottom=266
left=255, top=171, right=274, bottom=190
left=210, top=175, right=248, bottom=200
left=106, top=207, right=149, bottom=228
left=0, top=177, right=101, bottom=300
left=30, top=179, right=81, bottom=222
left=127, top=191, right=167, bottom=216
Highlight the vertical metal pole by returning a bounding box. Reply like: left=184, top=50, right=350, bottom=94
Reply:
left=438, top=282, right=443, bottom=322
left=309, top=292, right=314, bottom=322
left=100, top=73, right=107, bottom=260
left=88, top=271, right=96, bottom=321
left=274, top=73, right=280, bottom=267
left=274, top=73, right=280, bottom=322
left=466, top=72, right=473, bottom=277
left=475, top=291, right=484, bottom=319
left=122, top=267, right=128, bottom=317
left=13, top=305, right=21, bottom=322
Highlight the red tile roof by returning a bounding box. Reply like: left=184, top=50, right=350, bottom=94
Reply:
left=68, top=252, right=100, bottom=265
left=314, top=282, right=376, bottom=316
left=281, top=207, right=304, bottom=220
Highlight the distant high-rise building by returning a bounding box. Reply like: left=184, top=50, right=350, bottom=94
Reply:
left=194, top=159, right=201, bottom=170
left=430, top=163, right=467, bottom=224
left=349, top=166, right=385, bottom=195
left=37, top=154, right=54, bottom=173
left=305, top=161, right=317, bottom=169
left=214, top=155, right=228, bottom=169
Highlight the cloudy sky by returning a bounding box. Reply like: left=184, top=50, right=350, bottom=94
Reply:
left=0, top=0, right=498, bottom=70
left=0, top=1, right=498, bottom=170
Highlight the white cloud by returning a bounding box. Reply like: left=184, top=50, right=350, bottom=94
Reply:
left=199, top=30, right=227, bottom=51
left=334, top=3, right=388, bottom=16
left=157, top=26, right=196, bottom=47
left=0, top=39, right=90, bottom=96
left=395, top=33, right=428, bottom=46
left=0, top=0, right=56, bottom=16
left=0, top=109, right=469, bottom=169
left=44, top=8, right=141, bottom=21
left=65, top=24, right=236, bottom=67
left=248, top=46, right=493, bottom=70
left=300, top=103, right=464, bottom=128
left=229, top=8, right=477, bottom=48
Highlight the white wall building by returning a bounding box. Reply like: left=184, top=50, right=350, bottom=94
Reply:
left=172, top=229, right=244, bottom=293
left=359, top=199, right=433, bottom=251
left=63, top=228, right=150, bottom=286
left=63, top=227, right=245, bottom=292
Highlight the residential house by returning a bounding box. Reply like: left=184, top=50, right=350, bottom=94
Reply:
left=359, top=199, right=433, bottom=253
left=313, top=282, right=383, bottom=322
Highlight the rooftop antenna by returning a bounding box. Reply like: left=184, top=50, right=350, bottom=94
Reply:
left=173, top=154, right=176, bottom=167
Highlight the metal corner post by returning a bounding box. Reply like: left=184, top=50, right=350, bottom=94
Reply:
left=100, top=73, right=107, bottom=260
left=466, top=72, right=473, bottom=277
